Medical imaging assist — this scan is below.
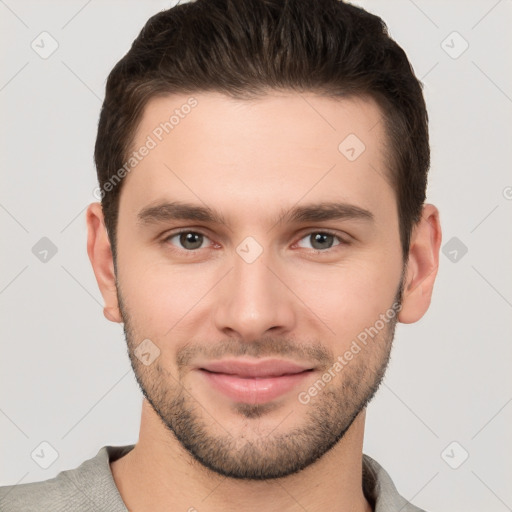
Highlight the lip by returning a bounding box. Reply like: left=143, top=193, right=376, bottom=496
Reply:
left=196, top=358, right=314, bottom=404
left=200, top=358, right=311, bottom=377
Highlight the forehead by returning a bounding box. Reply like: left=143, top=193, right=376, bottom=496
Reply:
left=120, top=91, right=394, bottom=226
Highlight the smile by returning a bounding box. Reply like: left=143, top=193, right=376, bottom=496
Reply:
left=196, top=358, right=314, bottom=404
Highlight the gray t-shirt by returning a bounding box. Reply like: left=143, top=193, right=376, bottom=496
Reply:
left=0, top=445, right=426, bottom=511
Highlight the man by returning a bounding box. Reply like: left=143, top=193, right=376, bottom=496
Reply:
left=0, top=0, right=441, bottom=510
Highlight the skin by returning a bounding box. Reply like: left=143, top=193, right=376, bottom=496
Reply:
left=87, top=91, right=441, bottom=512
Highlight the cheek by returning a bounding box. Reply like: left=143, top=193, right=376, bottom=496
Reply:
left=132, top=278, right=181, bottom=327
left=293, top=257, right=401, bottom=342
left=116, top=229, right=402, bottom=346
left=118, top=253, right=224, bottom=345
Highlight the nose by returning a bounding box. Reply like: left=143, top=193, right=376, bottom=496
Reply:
left=213, top=246, right=297, bottom=342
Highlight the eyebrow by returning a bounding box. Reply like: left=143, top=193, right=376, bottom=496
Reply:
left=137, top=201, right=228, bottom=226
left=277, top=201, right=374, bottom=225
left=137, top=200, right=374, bottom=228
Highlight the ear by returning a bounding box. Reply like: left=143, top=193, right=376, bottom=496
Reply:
left=398, top=203, right=442, bottom=324
left=86, top=202, right=122, bottom=323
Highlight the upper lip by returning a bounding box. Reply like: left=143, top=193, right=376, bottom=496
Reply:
left=198, top=358, right=313, bottom=378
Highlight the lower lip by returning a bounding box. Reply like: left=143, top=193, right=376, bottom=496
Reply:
left=198, top=370, right=312, bottom=404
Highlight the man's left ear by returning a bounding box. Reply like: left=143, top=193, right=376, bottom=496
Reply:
left=398, top=203, right=442, bottom=324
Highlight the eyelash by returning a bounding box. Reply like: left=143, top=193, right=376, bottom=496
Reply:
left=161, top=229, right=349, bottom=255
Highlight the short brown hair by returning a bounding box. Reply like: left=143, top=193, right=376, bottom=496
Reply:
left=94, top=0, right=429, bottom=264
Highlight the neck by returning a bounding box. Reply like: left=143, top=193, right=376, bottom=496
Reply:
left=111, top=400, right=372, bottom=512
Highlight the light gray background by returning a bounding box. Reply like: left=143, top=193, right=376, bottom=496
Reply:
left=1, top=1, right=511, bottom=511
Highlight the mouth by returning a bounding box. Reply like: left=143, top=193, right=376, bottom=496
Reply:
left=196, top=358, right=315, bottom=404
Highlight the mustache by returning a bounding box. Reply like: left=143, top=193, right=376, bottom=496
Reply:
left=176, top=336, right=333, bottom=369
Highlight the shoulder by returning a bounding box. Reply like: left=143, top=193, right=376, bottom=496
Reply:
left=0, top=445, right=134, bottom=512
left=362, top=453, right=428, bottom=512
left=0, top=471, right=81, bottom=512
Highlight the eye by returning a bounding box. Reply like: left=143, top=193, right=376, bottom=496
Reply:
left=161, top=229, right=347, bottom=254
left=296, top=231, right=344, bottom=251
left=164, top=230, right=211, bottom=251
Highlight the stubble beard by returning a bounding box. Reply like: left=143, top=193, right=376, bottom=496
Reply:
left=118, top=280, right=403, bottom=480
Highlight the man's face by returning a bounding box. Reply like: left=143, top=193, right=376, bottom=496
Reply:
left=114, top=92, right=405, bottom=479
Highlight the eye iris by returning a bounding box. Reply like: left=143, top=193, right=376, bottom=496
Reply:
left=175, top=233, right=336, bottom=251
left=180, top=232, right=203, bottom=250
left=311, top=233, right=334, bottom=250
